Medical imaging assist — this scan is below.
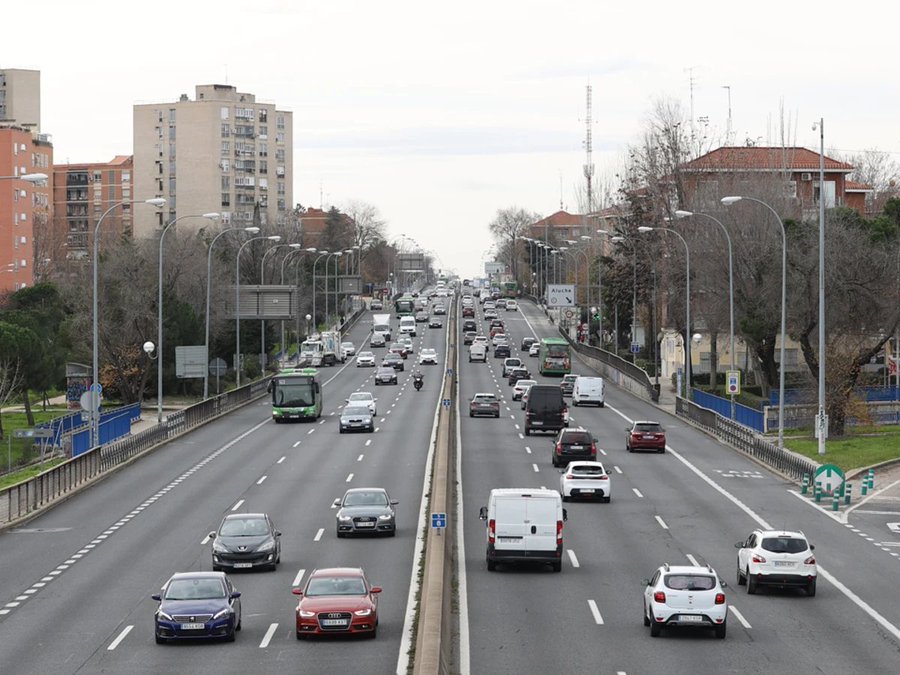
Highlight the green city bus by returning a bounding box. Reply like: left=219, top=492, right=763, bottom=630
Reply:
left=501, top=280, right=518, bottom=298
left=538, top=337, right=572, bottom=375
left=270, top=367, right=322, bottom=422
left=394, top=294, right=416, bottom=316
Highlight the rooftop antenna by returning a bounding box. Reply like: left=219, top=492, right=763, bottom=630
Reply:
left=319, top=180, right=324, bottom=209
left=685, top=66, right=697, bottom=147
left=722, top=85, right=733, bottom=145
left=224, top=64, right=228, bottom=84
left=582, top=84, right=595, bottom=215
left=559, top=171, right=564, bottom=211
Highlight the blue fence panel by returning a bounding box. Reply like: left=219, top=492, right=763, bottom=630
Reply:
left=70, top=403, right=143, bottom=457
left=771, top=385, right=900, bottom=405
left=692, top=389, right=765, bottom=432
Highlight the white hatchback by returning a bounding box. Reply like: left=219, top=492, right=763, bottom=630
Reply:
left=512, top=379, right=535, bottom=401
left=643, top=564, right=728, bottom=638
left=420, top=348, right=438, bottom=365
left=735, top=529, right=817, bottom=596
left=558, top=461, right=611, bottom=502
left=356, top=351, right=376, bottom=367
left=346, top=392, right=377, bottom=415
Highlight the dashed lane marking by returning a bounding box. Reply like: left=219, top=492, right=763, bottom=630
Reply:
left=632, top=488, right=644, bottom=498
left=232, top=499, right=245, bottom=511
left=567, top=550, right=580, bottom=568
left=314, top=528, right=324, bottom=542
left=259, top=623, right=278, bottom=648
left=685, top=553, right=699, bottom=566
left=256, top=475, right=267, bottom=485
left=729, top=605, right=752, bottom=629
left=655, top=516, right=669, bottom=530
left=587, top=599, right=604, bottom=625
left=107, top=625, right=133, bottom=651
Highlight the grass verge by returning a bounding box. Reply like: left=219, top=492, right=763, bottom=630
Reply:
left=0, top=457, right=67, bottom=490
left=783, top=427, right=900, bottom=473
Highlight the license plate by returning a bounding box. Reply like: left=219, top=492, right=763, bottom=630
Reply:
left=680, top=615, right=703, bottom=623
left=180, top=622, right=205, bottom=630
left=774, top=561, right=794, bottom=567
left=532, top=421, right=542, bottom=425
left=580, top=489, right=594, bottom=494
left=498, top=536, right=521, bottom=542
left=644, top=435, right=655, bottom=439
left=357, top=522, right=375, bottom=527
left=234, top=562, right=253, bottom=568
left=570, top=445, right=583, bottom=450
left=321, top=619, right=348, bottom=627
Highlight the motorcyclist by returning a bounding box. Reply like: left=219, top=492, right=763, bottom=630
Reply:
left=413, top=370, right=424, bottom=390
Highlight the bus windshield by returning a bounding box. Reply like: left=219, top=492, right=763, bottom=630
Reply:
left=273, top=380, right=315, bottom=407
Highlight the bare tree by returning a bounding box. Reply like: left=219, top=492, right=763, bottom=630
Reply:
left=489, top=207, right=541, bottom=284
left=840, top=148, right=900, bottom=213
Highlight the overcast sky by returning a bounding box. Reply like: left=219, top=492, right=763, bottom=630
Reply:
left=8, top=0, right=897, bottom=278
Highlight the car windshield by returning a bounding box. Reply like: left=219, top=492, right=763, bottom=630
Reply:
left=220, top=517, right=269, bottom=537
left=377, top=368, right=393, bottom=375
left=341, top=343, right=353, bottom=349
left=344, top=491, right=389, bottom=506
left=635, top=423, right=663, bottom=433
left=512, top=368, right=528, bottom=375
left=305, top=577, right=367, bottom=597
left=343, top=406, right=370, bottom=417
left=563, top=375, right=577, bottom=383
left=517, top=380, right=536, bottom=388
left=359, top=352, right=373, bottom=359
left=664, top=575, right=716, bottom=591
left=273, top=381, right=314, bottom=407
left=165, top=578, right=226, bottom=600
left=349, top=394, right=371, bottom=402
left=761, top=537, right=809, bottom=553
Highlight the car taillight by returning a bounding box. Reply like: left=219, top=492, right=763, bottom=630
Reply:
left=598, top=475, right=608, bottom=480
left=752, top=554, right=767, bottom=564
left=488, top=519, right=495, bottom=544
left=715, top=593, right=726, bottom=605
left=565, top=474, right=574, bottom=479
left=555, top=443, right=563, bottom=455
left=804, top=555, right=816, bottom=565
left=653, top=591, right=666, bottom=603
left=525, top=411, right=532, bottom=418
left=556, top=520, right=563, bottom=545
left=591, top=442, right=596, bottom=457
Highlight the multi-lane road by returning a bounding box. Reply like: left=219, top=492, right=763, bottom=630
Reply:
left=2, top=294, right=900, bottom=674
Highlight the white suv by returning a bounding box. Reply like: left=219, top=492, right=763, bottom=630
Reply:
left=643, top=564, right=728, bottom=638
left=735, top=529, right=817, bottom=596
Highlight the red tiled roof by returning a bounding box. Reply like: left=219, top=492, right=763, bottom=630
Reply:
left=680, top=147, right=853, bottom=173
left=531, top=210, right=583, bottom=229
left=845, top=180, right=873, bottom=192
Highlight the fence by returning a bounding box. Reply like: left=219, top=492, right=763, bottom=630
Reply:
left=0, top=378, right=271, bottom=528
left=691, top=389, right=766, bottom=432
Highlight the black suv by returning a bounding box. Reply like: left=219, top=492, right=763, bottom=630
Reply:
left=521, top=336, right=537, bottom=351
left=494, top=344, right=511, bottom=359
left=523, top=384, right=568, bottom=436
left=551, top=427, right=597, bottom=467
left=462, top=318, right=477, bottom=332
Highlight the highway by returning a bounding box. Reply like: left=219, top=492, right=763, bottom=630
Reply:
left=459, top=299, right=900, bottom=674
left=0, top=312, right=447, bottom=674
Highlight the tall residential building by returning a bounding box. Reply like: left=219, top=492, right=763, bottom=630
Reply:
left=0, top=125, right=52, bottom=293
left=133, top=84, right=292, bottom=237
left=0, top=68, right=41, bottom=132
left=51, top=156, right=134, bottom=262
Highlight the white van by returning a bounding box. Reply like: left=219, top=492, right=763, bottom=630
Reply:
left=478, top=488, right=567, bottom=572
left=572, top=376, right=604, bottom=407
left=398, top=315, right=417, bottom=337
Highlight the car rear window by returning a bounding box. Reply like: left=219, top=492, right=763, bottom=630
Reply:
left=761, top=537, right=809, bottom=554
left=664, top=575, right=716, bottom=591
left=570, top=465, right=604, bottom=476
left=528, top=386, right=564, bottom=411
left=635, top=423, right=662, bottom=433
left=562, top=431, right=592, bottom=444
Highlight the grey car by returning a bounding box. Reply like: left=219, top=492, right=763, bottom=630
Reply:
left=340, top=405, right=374, bottom=433
left=209, top=513, right=281, bottom=572
left=375, top=366, right=398, bottom=385
left=334, top=488, right=399, bottom=537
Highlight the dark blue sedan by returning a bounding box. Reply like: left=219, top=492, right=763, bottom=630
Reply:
left=153, top=571, right=242, bottom=643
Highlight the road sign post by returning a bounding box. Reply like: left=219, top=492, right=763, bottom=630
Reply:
left=726, top=370, right=741, bottom=396
left=814, top=464, right=845, bottom=496
left=431, top=512, right=447, bottom=536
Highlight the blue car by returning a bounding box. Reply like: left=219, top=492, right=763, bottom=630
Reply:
left=153, top=571, right=242, bottom=643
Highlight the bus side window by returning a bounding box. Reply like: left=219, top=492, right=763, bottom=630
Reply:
left=315, top=383, right=321, bottom=393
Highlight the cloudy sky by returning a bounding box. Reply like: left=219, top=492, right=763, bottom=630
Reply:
left=9, top=0, right=897, bottom=277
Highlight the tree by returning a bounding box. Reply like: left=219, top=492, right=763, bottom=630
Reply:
left=488, top=207, right=541, bottom=285
left=841, top=148, right=900, bottom=213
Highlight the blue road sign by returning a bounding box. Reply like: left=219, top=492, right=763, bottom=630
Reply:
left=442, top=398, right=451, bottom=407
left=630, top=343, right=640, bottom=354
left=431, top=513, right=447, bottom=529
left=90, top=382, right=103, bottom=393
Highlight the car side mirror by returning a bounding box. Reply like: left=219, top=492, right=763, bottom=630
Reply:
left=333, top=498, right=342, bottom=507
left=345, top=399, right=350, bottom=403
left=370, top=586, right=383, bottom=594
left=208, top=531, right=216, bottom=540
left=151, top=593, right=162, bottom=601
left=292, top=588, right=303, bottom=596
left=734, top=542, right=744, bottom=549
left=641, top=579, right=650, bottom=587
left=275, top=531, right=282, bottom=537
left=810, top=544, right=815, bottom=551
left=719, top=579, right=728, bottom=588
left=479, top=506, right=488, bottom=520
left=391, top=500, right=399, bottom=505
left=562, top=508, right=568, bottom=522
left=230, top=591, right=241, bottom=599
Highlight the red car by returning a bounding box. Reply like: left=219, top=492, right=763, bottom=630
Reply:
left=293, top=567, right=381, bottom=639
left=626, top=421, right=666, bottom=453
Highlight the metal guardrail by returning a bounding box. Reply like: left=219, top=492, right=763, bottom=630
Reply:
left=0, top=378, right=271, bottom=527
left=677, top=397, right=818, bottom=480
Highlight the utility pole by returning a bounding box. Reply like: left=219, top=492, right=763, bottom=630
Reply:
left=583, top=84, right=595, bottom=216
left=722, top=85, right=733, bottom=144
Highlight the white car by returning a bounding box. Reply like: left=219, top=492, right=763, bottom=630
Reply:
left=356, top=351, right=376, bottom=367
left=505, top=300, right=518, bottom=311
left=559, top=461, right=611, bottom=502
left=346, top=391, right=377, bottom=415
left=473, top=335, right=489, bottom=345
left=491, top=333, right=507, bottom=347
left=420, top=348, right=438, bottom=365
left=400, top=336, right=414, bottom=353
left=502, top=357, right=522, bottom=377
left=340, top=341, right=356, bottom=359
left=643, top=564, right=728, bottom=639
left=735, top=529, right=817, bottom=596
left=520, top=383, right=534, bottom=409
left=528, top=343, right=540, bottom=357
left=484, top=309, right=498, bottom=320
left=512, top=379, right=535, bottom=401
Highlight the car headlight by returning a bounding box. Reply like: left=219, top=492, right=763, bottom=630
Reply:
left=378, top=514, right=393, bottom=520
left=212, top=608, right=231, bottom=620
left=354, top=608, right=373, bottom=616
left=212, top=540, right=229, bottom=553
left=338, top=515, right=352, bottom=522
left=299, top=610, right=316, bottom=618
left=157, top=610, right=174, bottom=621
left=257, top=540, right=275, bottom=552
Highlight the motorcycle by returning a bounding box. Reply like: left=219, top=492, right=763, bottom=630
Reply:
left=413, top=373, right=424, bottom=391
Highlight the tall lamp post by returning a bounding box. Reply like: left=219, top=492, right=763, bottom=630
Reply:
left=722, top=195, right=787, bottom=449
left=92, top=196, right=165, bottom=447
left=203, top=225, right=260, bottom=399
left=157, top=213, right=220, bottom=422
left=813, top=117, right=827, bottom=455
left=311, top=251, right=330, bottom=331
left=676, top=209, right=735, bottom=419
left=259, top=243, right=301, bottom=372
left=235, top=235, right=281, bottom=387
left=638, top=226, right=693, bottom=400
left=324, top=252, right=344, bottom=327
left=280, top=247, right=317, bottom=355
left=611, top=234, right=638, bottom=360
left=595, top=229, right=611, bottom=348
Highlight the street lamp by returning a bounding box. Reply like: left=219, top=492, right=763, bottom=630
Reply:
left=638, top=225, right=694, bottom=399
left=595, top=229, right=612, bottom=347
left=280, top=248, right=316, bottom=356
left=92, top=197, right=166, bottom=447
left=259, top=243, right=302, bottom=372
left=676, top=209, right=736, bottom=419
left=611, top=234, right=639, bottom=360
left=157, top=212, right=220, bottom=422
left=0, top=173, right=48, bottom=183
left=813, top=117, right=827, bottom=455
left=325, top=252, right=344, bottom=327
left=311, top=251, right=331, bottom=331
left=204, top=226, right=260, bottom=399
left=235, top=235, right=281, bottom=387
left=722, top=195, right=787, bottom=449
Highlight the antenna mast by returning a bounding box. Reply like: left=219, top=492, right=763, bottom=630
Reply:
left=722, top=85, right=733, bottom=144
left=583, top=84, right=595, bottom=215
left=686, top=66, right=696, bottom=147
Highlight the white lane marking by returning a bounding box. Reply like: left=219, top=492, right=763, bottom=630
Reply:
left=685, top=553, right=699, bottom=566
left=366, top=439, right=372, bottom=446
left=357, top=454, right=364, bottom=462
left=257, top=475, right=267, bottom=485
left=729, top=605, right=752, bottom=629
left=0, top=610, right=9, bottom=615
left=587, top=599, right=604, bottom=625
left=532, top=463, right=540, bottom=473
left=613, top=466, right=623, bottom=474
left=518, top=433, right=524, bottom=440
left=632, top=488, right=644, bottom=498
left=23, top=589, right=36, bottom=595
left=292, top=568, right=306, bottom=587
left=231, top=499, right=245, bottom=511
left=314, top=528, right=324, bottom=542
left=277, top=456, right=286, bottom=464
left=200, top=534, right=211, bottom=545
left=4, top=602, right=20, bottom=608
left=14, top=595, right=28, bottom=601
left=259, top=622, right=279, bottom=648
left=655, top=516, right=669, bottom=530
left=319, top=419, right=326, bottom=425
left=307, top=429, right=315, bottom=435
left=599, top=448, right=607, bottom=456
left=292, top=441, right=301, bottom=447
left=346, top=473, right=354, bottom=482
left=845, top=476, right=900, bottom=518
left=514, top=423, right=520, bottom=430
left=525, top=447, right=532, bottom=454
left=107, top=625, right=133, bottom=650
left=567, top=550, right=580, bottom=568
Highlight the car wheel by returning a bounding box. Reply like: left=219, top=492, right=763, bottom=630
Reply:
left=212, top=565, right=221, bottom=572
left=487, top=558, right=496, bottom=571
left=806, top=579, right=816, bottom=597
left=236, top=616, right=242, bottom=631
left=714, top=621, right=727, bottom=639
left=599, top=402, right=605, bottom=408
left=469, top=411, right=474, bottom=417
left=155, top=633, right=166, bottom=645
left=368, top=627, right=378, bottom=639
left=658, top=448, right=665, bottom=454
left=524, top=428, right=530, bottom=436
left=736, top=562, right=746, bottom=585
left=494, top=412, right=500, bottom=418
left=339, top=428, right=344, bottom=434
left=336, top=528, right=345, bottom=538
left=603, top=496, right=611, bottom=503
left=296, top=631, right=305, bottom=640
left=747, top=572, right=758, bottom=595
left=551, top=561, right=562, bottom=573
left=649, top=620, right=661, bottom=637
left=627, top=444, right=633, bottom=453
left=562, top=494, right=569, bottom=502
left=226, top=627, right=236, bottom=642
left=643, top=603, right=651, bottom=626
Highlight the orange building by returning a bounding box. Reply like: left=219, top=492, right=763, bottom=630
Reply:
left=0, top=125, right=52, bottom=293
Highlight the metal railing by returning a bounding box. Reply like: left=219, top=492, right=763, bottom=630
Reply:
left=1, top=378, right=271, bottom=528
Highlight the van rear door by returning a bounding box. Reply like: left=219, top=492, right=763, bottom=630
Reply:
left=492, top=496, right=528, bottom=553
left=524, top=497, right=559, bottom=554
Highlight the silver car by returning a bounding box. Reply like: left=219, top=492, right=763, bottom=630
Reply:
left=339, top=405, right=374, bottom=433
left=334, top=488, right=399, bottom=537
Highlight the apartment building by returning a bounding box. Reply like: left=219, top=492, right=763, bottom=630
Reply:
left=50, top=156, right=134, bottom=261
left=0, top=125, right=52, bottom=293
left=0, top=68, right=40, bottom=132
left=133, top=84, right=292, bottom=237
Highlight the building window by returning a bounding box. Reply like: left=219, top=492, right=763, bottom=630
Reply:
left=221, top=123, right=230, bottom=138
left=168, top=108, right=176, bottom=122
left=221, top=159, right=230, bottom=173
left=276, top=132, right=284, bottom=144
left=259, top=125, right=268, bottom=137
left=259, top=109, right=268, bottom=123
left=784, top=180, right=797, bottom=198
left=123, top=171, right=131, bottom=183
left=221, top=141, right=230, bottom=156
left=275, top=148, right=285, bottom=161
left=221, top=175, right=231, bottom=190
left=169, top=177, right=176, bottom=194
left=169, top=126, right=176, bottom=141
left=277, top=115, right=285, bottom=130
left=168, top=160, right=176, bottom=175
left=259, top=160, right=267, bottom=174
left=221, top=106, right=230, bottom=120
left=277, top=181, right=285, bottom=195
left=222, top=193, right=231, bottom=207
left=169, top=144, right=176, bottom=158
left=277, top=199, right=285, bottom=211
